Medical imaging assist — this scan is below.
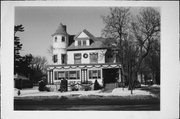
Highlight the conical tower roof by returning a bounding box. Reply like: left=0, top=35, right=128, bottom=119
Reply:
left=52, top=23, right=68, bottom=36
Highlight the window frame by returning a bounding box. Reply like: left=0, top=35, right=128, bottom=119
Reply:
left=62, top=36, right=65, bottom=42
left=90, top=53, right=98, bottom=63
left=74, top=53, right=81, bottom=64
left=61, top=54, right=66, bottom=64
left=53, top=54, right=58, bottom=63
left=89, top=70, right=101, bottom=79
left=78, top=40, right=81, bottom=46
left=82, top=40, right=86, bottom=46
left=54, top=36, right=57, bottom=42
left=69, top=70, right=80, bottom=80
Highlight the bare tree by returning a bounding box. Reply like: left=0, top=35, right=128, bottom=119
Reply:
left=102, top=7, right=160, bottom=94
left=102, top=7, right=131, bottom=64
left=131, top=7, right=160, bottom=83
left=31, top=56, right=48, bottom=74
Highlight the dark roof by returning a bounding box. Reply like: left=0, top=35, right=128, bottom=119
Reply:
left=52, top=23, right=68, bottom=36
left=67, top=37, right=107, bottom=51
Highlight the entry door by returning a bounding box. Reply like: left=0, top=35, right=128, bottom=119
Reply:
left=81, top=69, right=87, bottom=83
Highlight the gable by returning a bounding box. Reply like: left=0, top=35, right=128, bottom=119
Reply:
left=77, top=32, right=89, bottom=38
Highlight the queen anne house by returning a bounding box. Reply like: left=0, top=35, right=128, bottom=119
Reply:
left=47, top=23, right=122, bottom=89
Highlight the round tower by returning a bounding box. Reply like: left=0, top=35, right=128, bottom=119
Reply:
left=52, top=23, right=69, bottom=65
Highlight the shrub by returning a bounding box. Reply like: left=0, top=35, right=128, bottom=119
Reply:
left=38, top=80, right=50, bottom=91
left=94, top=80, right=101, bottom=90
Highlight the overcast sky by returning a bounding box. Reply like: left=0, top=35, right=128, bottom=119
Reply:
left=15, top=7, right=142, bottom=64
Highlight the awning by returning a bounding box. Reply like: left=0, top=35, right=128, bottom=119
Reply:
left=47, top=63, right=121, bottom=70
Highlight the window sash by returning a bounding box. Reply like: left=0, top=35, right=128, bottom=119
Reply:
left=82, top=40, right=86, bottom=45
left=69, top=71, right=80, bottom=79
left=53, top=55, right=58, bottom=63
left=78, top=41, right=81, bottom=46
left=62, top=36, right=65, bottom=42
left=90, top=53, right=98, bottom=63
left=89, top=70, right=101, bottom=79
left=61, top=54, right=66, bottom=64
left=74, top=53, right=81, bottom=64
left=54, top=71, right=80, bottom=80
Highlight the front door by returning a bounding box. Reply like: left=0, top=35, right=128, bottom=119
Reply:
left=81, top=69, right=87, bottom=83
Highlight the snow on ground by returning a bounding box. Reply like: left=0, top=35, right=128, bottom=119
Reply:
left=14, top=87, right=155, bottom=97
left=150, top=84, right=160, bottom=88
left=141, top=84, right=160, bottom=88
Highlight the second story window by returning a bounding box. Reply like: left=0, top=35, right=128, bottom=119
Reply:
left=53, top=55, right=58, bottom=63
left=61, top=54, right=66, bottom=64
left=90, top=53, right=98, bottom=63
left=74, top=53, right=81, bottom=64
left=55, top=37, right=57, bottom=42
left=62, top=36, right=65, bottom=42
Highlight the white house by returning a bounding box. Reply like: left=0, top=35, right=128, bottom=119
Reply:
left=47, top=23, right=122, bottom=87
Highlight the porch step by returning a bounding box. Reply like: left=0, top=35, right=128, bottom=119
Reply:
left=105, top=83, right=118, bottom=91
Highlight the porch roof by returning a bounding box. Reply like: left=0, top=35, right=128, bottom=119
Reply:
left=47, top=63, right=121, bottom=70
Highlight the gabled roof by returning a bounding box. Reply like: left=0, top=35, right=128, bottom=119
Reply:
left=74, top=29, right=95, bottom=41
left=52, top=23, right=68, bottom=36
left=67, top=37, right=107, bottom=51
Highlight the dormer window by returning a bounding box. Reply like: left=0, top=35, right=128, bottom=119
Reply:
left=55, top=37, right=57, bottom=42
left=62, top=36, right=65, bottom=42
left=83, top=40, right=86, bottom=46
left=78, top=40, right=81, bottom=46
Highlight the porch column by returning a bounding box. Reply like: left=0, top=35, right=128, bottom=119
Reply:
left=49, top=70, right=52, bottom=84
left=47, top=70, right=50, bottom=84
left=119, top=68, right=121, bottom=82
left=52, top=70, right=54, bottom=84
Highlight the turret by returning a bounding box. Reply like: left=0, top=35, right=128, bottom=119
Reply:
left=52, top=23, right=69, bottom=65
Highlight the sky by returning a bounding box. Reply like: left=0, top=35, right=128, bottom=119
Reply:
left=15, top=7, right=141, bottom=64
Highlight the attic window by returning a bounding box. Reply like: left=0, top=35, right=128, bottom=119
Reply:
left=82, top=40, right=86, bottom=46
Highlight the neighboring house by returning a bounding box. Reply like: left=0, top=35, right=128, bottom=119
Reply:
left=14, top=74, right=31, bottom=89
left=47, top=23, right=122, bottom=87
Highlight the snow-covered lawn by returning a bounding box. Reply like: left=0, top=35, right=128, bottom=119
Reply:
left=14, top=87, right=156, bottom=98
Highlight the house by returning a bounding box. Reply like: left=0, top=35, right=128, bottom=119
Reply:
left=47, top=23, right=122, bottom=88
left=14, top=74, right=32, bottom=89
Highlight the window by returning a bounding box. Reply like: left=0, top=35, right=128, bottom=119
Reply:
left=55, top=71, right=58, bottom=80
left=62, top=36, right=65, bottom=42
left=78, top=40, right=81, bottom=46
left=74, top=53, right=81, bottom=64
left=82, top=40, right=86, bottom=46
left=53, top=55, right=58, bottom=63
left=89, top=70, right=101, bottom=79
left=61, top=54, right=66, bottom=64
left=90, top=53, right=98, bottom=63
left=54, top=37, right=57, bottom=42
left=58, top=71, right=66, bottom=79
left=69, top=71, right=80, bottom=79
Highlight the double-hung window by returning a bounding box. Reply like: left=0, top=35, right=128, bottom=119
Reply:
left=53, top=55, right=58, bottom=63
left=90, top=53, right=98, bottom=63
left=62, top=36, right=65, bottom=42
left=74, top=53, right=81, bottom=64
left=89, top=70, right=101, bottom=79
